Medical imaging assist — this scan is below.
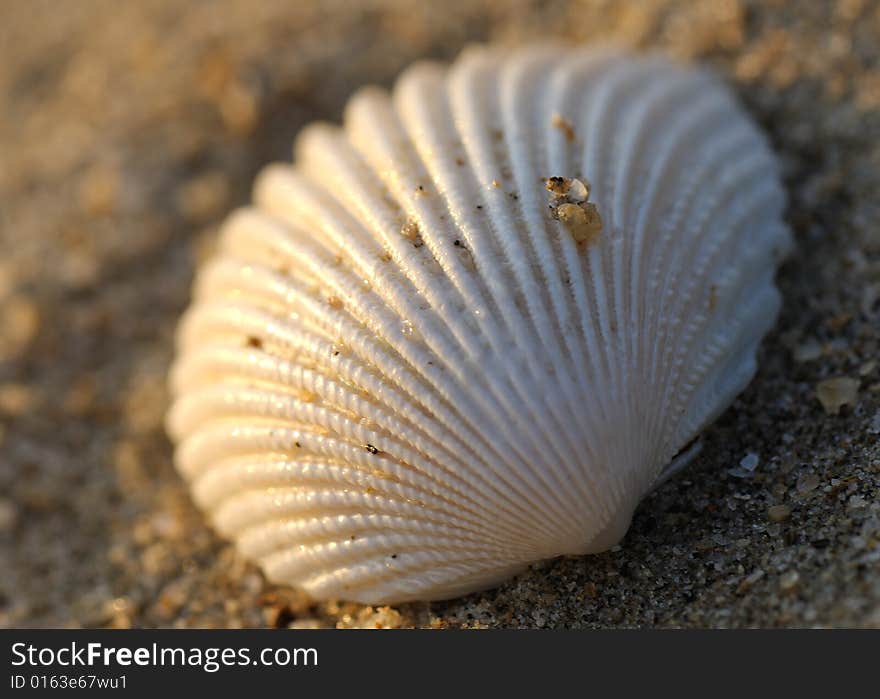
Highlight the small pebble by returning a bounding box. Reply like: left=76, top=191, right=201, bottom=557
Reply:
left=847, top=495, right=867, bottom=510
left=176, top=171, right=230, bottom=224
left=793, top=339, right=822, bottom=362
left=78, top=163, right=120, bottom=216
left=740, top=452, right=760, bottom=471
left=263, top=605, right=294, bottom=627
left=779, top=570, right=800, bottom=592
left=63, top=376, right=97, bottom=416
left=0, top=383, right=35, bottom=416
left=737, top=568, right=765, bottom=593
left=220, top=81, right=260, bottom=135
left=816, top=377, right=860, bottom=415
left=796, top=473, right=821, bottom=494
left=0, top=498, right=19, bottom=532
left=288, top=619, right=328, bottom=630
left=566, top=177, right=589, bottom=202
left=556, top=202, right=602, bottom=244
left=0, top=295, right=40, bottom=361
left=767, top=504, right=791, bottom=522
left=141, top=543, right=173, bottom=577
left=728, top=452, right=760, bottom=478
left=242, top=573, right=264, bottom=595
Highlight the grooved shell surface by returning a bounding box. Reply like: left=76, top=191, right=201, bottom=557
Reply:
left=167, top=45, right=792, bottom=604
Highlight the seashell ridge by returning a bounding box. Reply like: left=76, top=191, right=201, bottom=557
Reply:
left=167, top=44, right=793, bottom=603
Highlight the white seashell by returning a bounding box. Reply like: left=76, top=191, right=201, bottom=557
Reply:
left=167, top=45, right=792, bottom=604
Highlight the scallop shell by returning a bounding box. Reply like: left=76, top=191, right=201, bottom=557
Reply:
left=167, top=45, right=792, bottom=604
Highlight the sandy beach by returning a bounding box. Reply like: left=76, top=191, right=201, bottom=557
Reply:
left=0, top=0, right=878, bottom=628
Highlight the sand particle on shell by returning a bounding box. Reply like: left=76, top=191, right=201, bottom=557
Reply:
left=551, top=113, right=576, bottom=142
left=555, top=202, right=602, bottom=245
left=546, top=176, right=602, bottom=245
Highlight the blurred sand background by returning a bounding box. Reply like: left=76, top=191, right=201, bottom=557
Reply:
left=0, top=0, right=878, bottom=628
